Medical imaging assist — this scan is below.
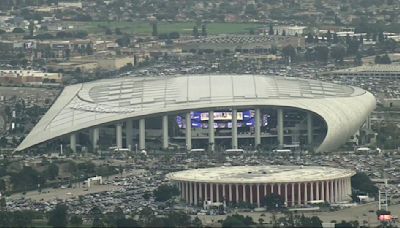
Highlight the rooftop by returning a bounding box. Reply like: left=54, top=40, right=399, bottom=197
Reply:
left=167, top=165, right=355, bottom=183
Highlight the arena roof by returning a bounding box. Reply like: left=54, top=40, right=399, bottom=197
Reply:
left=17, top=74, right=376, bottom=152
left=167, top=166, right=355, bottom=183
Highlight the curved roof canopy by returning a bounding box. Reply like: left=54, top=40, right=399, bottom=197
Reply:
left=17, top=74, right=376, bottom=152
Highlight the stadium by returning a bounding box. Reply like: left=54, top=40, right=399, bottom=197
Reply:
left=167, top=166, right=355, bottom=207
left=16, top=74, right=375, bottom=152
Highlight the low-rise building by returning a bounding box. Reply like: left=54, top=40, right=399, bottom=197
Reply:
left=0, top=70, right=62, bottom=85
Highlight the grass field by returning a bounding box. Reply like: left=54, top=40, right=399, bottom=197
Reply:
left=68, top=21, right=264, bottom=36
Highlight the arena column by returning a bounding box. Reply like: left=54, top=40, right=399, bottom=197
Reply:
left=236, top=184, right=239, bottom=203
left=321, top=181, right=325, bottom=201
left=270, top=183, right=274, bottom=194
left=232, top=109, right=238, bottom=149
left=216, top=184, right=220, bottom=202
left=250, top=185, right=253, bottom=205
left=242, top=184, right=246, bottom=203
left=307, top=112, right=313, bottom=145
left=70, top=133, right=77, bottom=153
left=257, top=184, right=260, bottom=208
left=325, top=181, right=331, bottom=202
left=330, top=180, right=334, bottom=203
left=316, top=181, right=320, bottom=201
left=116, top=123, right=123, bottom=149
left=291, top=183, right=295, bottom=206
left=126, top=119, right=133, bottom=150
left=139, top=119, right=146, bottom=150
left=297, top=183, right=301, bottom=205
left=346, top=178, right=350, bottom=196
left=162, top=115, right=168, bottom=150
left=255, top=108, right=261, bottom=146
left=334, top=179, right=340, bottom=202
left=310, top=182, right=314, bottom=201
left=284, top=184, right=288, bottom=206
left=229, top=184, right=233, bottom=202
left=181, top=182, right=184, bottom=199
left=194, top=182, right=198, bottom=206
left=277, top=108, right=284, bottom=147
left=185, top=182, right=189, bottom=203
left=204, top=183, right=208, bottom=201
left=264, top=184, right=267, bottom=197
left=92, top=128, right=99, bottom=151
left=222, top=184, right=226, bottom=202
left=208, top=111, right=215, bottom=152
left=185, top=112, right=192, bottom=151
left=210, top=183, right=214, bottom=202
left=304, top=182, right=308, bottom=205
left=278, top=183, right=281, bottom=195
left=189, top=182, right=193, bottom=205
left=347, top=178, right=352, bottom=198
left=198, top=183, right=203, bottom=203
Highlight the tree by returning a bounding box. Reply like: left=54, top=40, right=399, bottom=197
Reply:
left=116, top=218, right=140, bottom=228
left=143, top=192, right=151, bottom=200
left=282, top=45, right=296, bottom=62
left=70, top=214, right=83, bottom=227
left=105, top=27, right=113, bottom=35
left=12, top=28, right=25, bottom=33
left=326, top=30, right=332, bottom=42
left=261, top=193, right=285, bottom=210
left=380, top=54, right=392, bottom=64
left=268, top=24, right=274, bottom=35
left=351, top=172, right=378, bottom=195
left=169, top=31, right=180, bottom=39
left=0, top=198, right=5, bottom=210
left=314, top=46, right=329, bottom=63
left=45, top=163, right=59, bottom=180
left=306, top=33, right=314, bottom=43
left=192, top=26, right=199, bottom=38
left=48, top=204, right=68, bottom=227
left=192, top=217, right=203, bottom=228
left=115, top=28, right=122, bottom=35
left=330, top=45, right=346, bottom=63
left=222, top=214, right=254, bottom=228
left=166, top=211, right=191, bottom=227
left=28, top=21, right=35, bottom=37
left=295, top=215, right=323, bottom=227
left=138, top=206, right=155, bottom=226
left=154, top=184, right=180, bottom=202
left=375, top=54, right=392, bottom=64
left=201, top=24, right=207, bottom=37
left=116, top=36, right=130, bottom=47
left=335, top=220, right=359, bottom=227
left=152, top=22, right=158, bottom=37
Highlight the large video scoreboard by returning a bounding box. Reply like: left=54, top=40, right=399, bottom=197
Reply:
left=176, top=110, right=269, bottom=129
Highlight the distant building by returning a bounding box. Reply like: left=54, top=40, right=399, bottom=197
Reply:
left=382, top=98, right=400, bottom=108
left=274, top=25, right=307, bottom=36
left=321, top=65, right=400, bottom=79
left=168, top=166, right=355, bottom=207
left=58, top=1, right=83, bottom=8
left=0, top=70, right=62, bottom=85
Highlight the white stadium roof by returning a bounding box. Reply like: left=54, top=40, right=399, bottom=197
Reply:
left=167, top=166, right=355, bottom=183
left=17, top=74, right=376, bottom=152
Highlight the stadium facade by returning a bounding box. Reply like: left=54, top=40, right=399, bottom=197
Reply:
left=167, top=166, right=355, bottom=206
left=16, top=74, right=375, bottom=152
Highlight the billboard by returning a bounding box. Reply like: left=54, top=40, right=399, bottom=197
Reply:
left=176, top=110, right=268, bottom=129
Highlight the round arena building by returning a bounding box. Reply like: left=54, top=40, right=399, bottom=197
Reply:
left=167, top=166, right=355, bottom=207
